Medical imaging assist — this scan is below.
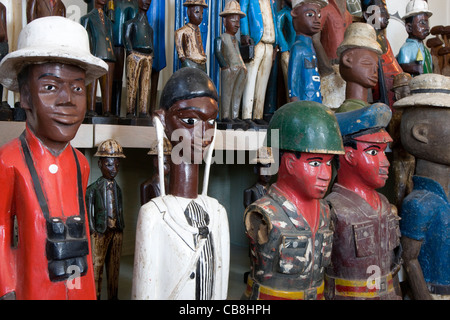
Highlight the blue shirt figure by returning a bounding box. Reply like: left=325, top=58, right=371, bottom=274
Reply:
left=288, top=34, right=322, bottom=102
left=400, top=176, right=450, bottom=292
left=396, top=38, right=433, bottom=75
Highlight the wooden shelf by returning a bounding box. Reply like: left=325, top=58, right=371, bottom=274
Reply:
left=0, top=121, right=267, bottom=151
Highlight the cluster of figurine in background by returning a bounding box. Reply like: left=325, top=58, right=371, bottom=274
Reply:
left=0, top=0, right=448, bottom=301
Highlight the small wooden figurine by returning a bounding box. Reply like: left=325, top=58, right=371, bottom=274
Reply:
left=86, top=139, right=126, bottom=300
left=123, top=0, right=154, bottom=125
left=243, top=147, right=274, bottom=209
left=110, top=0, right=139, bottom=117
left=0, top=16, right=108, bottom=300
left=140, top=138, right=171, bottom=206
left=243, top=101, right=344, bottom=300
left=396, top=0, right=433, bottom=76
left=132, top=67, right=230, bottom=300
left=394, top=74, right=450, bottom=300
left=288, top=0, right=328, bottom=104
left=174, top=0, right=208, bottom=72
left=325, top=103, right=403, bottom=300
left=26, top=0, right=66, bottom=22
left=80, top=0, right=117, bottom=121
left=214, top=0, right=248, bottom=129
left=335, top=22, right=382, bottom=113
left=240, top=0, right=277, bottom=127
left=361, top=0, right=403, bottom=108
left=276, top=0, right=295, bottom=96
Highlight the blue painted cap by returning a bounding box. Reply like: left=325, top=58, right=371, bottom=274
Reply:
left=335, top=103, right=393, bottom=143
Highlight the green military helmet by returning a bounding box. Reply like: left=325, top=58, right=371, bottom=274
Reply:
left=266, top=101, right=345, bottom=155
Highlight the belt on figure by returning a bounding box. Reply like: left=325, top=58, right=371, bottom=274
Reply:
left=325, top=273, right=395, bottom=298
left=245, top=277, right=324, bottom=300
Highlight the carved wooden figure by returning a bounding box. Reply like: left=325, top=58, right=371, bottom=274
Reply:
left=287, top=0, right=328, bottom=104
left=214, top=0, right=247, bottom=129
left=325, top=103, right=403, bottom=300
left=243, top=101, right=344, bottom=300
left=335, top=22, right=382, bottom=113
left=123, top=0, right=154, bottom=124
left=396, top=0, right=433, bottom=76
left=240, top=0, right=277, bottom=127
left=26, top=0, right=66, bottom=22
left=132, top=67, right=230, bottom=300
left=110, top=0, right=139, bottom=117
left=361, top=0, right=403, bottom=108
left=394, top=74, right=450, bottom=300
left=313, top=0, right=351, bottom=109
left=86, top=139, right=126, bottom=300
left=80, top=0, right=117, bottom=120
left=0, top=17, right=108, bottom=300
left=174, top=0, right=208, bottom=72
left=0, top=2, right=7, bottom=108
left=140, top=138, right=171, bottom=206
left=388, top=72, right=415, bottom=211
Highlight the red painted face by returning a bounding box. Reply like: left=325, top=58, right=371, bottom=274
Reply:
left=347, top=138, right=390, bottom=189
left=286, top=152, right=334, bottom=200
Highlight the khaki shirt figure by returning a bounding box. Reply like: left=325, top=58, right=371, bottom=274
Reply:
left=175, top=0, right=208, bottom=72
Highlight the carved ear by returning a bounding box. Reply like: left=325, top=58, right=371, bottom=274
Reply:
left=344, top=149, right=356, bottom=166
left=405, top=22, right=413, bottom=34
left=283, top=153, right=296, bottom=175
left=411, top=123, right=429, bottom=144
left=153, top=109, right=166, bottom=129
left=341, top=51, right=354, bottom=69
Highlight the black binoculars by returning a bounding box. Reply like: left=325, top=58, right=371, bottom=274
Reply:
left=46, top=216, right=89, bottom=282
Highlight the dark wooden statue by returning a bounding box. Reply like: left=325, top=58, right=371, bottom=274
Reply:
left=132, top=67, right=230, bottom=300
left=325, top=103, right=402, bottom=300
left=335, top=22, right=382, bottom=113
left=123, top=0, right=154, bottom=125
left=394, top=74, right=450, bottom=300
left=140, top=138, right=171, bottom=206
left=26, top=0, right=66, bottom=22
left=0, top=16, right=108, bottom=300
left=243, top=101, right=344, bottom=300
left=80, top=0, right=117, bottom=122
left=86, top=139, right=126, bottom=300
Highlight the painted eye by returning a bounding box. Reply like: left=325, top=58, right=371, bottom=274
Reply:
left=207, top=119, right=215, bottom=126
left=365, top=149, right=378, bottom=156
left=73, top=86, right=83, bottom=93
left=44, top=84, right=56, bottom=91
left=181, top=118, right=198, bottom=125
left=326, top=160, right=332, bottom=166
left=309, top=161, right=321, bottom=167
left=306, top=12, right=315, bottom=17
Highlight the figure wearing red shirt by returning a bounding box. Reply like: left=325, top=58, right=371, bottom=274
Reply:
left=0, top=17, right=108, bottom=300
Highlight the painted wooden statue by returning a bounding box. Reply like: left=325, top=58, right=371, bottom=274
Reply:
left=240, top=0, right=277, bottom=127
left=276, top=0, right=295, bottom=97
left=214, top=0, right=248, bottom=129
left=313, top=0, right=351, bottom=109
left=80, top=0, right=117, bottom=120
left=361, top=0, right=403, bottom=108
left=110, top=0, right=139, bottom=117
left=396, top=0, right=433, bottom=76
left=132, top=67, right=230, bottom=300
left=0, top=17, right=108, bottom=300
left=395, top=74, right=450, bottom=300
left=123, top=0, right=154, bottom=124
left=325, top=103, right=403, bottom=300
left=174, top=0, right=208, bottom=72
left=335, top=22, right=382, bottom=113
left=26, top=0, right=66, bottom=22
left=288, top=0, right=328, bottom=104
left=86, top=139, right=126, bottom=300
left=140, top=138, right=171, bottom=206
left=243, top=101, right=344, bottom=300
left=0, top=2, right=7, bottom=119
